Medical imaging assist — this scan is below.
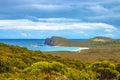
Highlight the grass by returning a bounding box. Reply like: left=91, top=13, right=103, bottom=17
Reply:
left=44, top=40, right=120, bottom=64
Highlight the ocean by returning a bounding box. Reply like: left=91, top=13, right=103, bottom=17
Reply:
left=0, top=39, right=85, bottom=51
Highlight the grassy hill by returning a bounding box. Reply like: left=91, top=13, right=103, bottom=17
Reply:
left=91, top=36, right=113, bottom=42
left=44, top=36, right=114, bottom=47
left=0, top=42, right=120, bottom=79
left=0, top=42, right=85, bottom=79
left=44, top=36, right=120, bottom=64
left=44, top=36, right=79, bottom=46
left=45, top=39, right=120, bottom=64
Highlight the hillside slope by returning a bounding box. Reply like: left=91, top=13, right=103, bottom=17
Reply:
left=44, top=36, right=79, bottom=46
left=45, top=39, right=120, bottom=63
left=0, top=42, right=120, bottom=80
left=44, top=36, right=114, bottom=47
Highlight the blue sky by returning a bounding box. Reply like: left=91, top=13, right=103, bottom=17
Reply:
left=0, top=0, right=120, bottom=39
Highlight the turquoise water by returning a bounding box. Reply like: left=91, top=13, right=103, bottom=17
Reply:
left=0, top=39, right=84, bottom=51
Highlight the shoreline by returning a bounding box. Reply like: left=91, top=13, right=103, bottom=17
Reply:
left=73, top=47, right=89, bottom=52
left=53, top=46, right=89, bottom=51
left=43, top=46, right=89, bottom=52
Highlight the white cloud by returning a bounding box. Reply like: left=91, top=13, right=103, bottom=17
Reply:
left=0, top=18, right=117, bottom=31
left=87, top=13, right=120, bottom=21
left=101, top=34, right=114, bottom=38
left=75, top=31, right=85, bottom=34
left=75, top=31, right=89, bottom=36
left=28, top=4, right=73, bottom=11
left=38, top=18, right=81, bottom=22
left=88, top=5, right=108, bottom=13
left=21, top=32, right=29, bottom=37
left=105, top=29, right=113, bottom=32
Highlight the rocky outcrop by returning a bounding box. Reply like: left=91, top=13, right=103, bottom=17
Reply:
left=44, top=38, right=55, bottom=46
left=44, top=36, right=79, bottom=46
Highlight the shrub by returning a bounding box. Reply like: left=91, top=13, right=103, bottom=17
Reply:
left=116, top=63, right=120, bottom=72
left=90, top=61, right=119, bottom=80
left=67, top=69, right=97, bottom=80
left=0, top=57, right=13, bottom=73
left=23, top=61, right=68, bottom=79
left=117, top=74, right=120, bottom=80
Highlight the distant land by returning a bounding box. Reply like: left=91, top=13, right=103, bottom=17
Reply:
left=44, top=36, right=120, bottom=63
left=44, top=36, right=114, bottom=47
left=0, top=36, right=120, bottom=79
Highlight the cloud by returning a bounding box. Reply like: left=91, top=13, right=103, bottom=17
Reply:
left=87, top=14, right=120, bottom=20
left=0, top=18, right=117, bottom=31
left=38, top=18, right=81, bottom=22
left=29, top=4, right=72, bottom=11
left=75, top=31, right=85, bottom=34
left=0, top=0, right=120, bottom=23
left=88, top=5, right=108, bottom=13
left=21, top=33, right=28, bottom=37
left=75, top=31, right=89, bottom=36
left=101, top=34, right=114, bottom=38
left=0, top=0, right=119, bottom=39
left=21, top=32, right=29, bottom=37
left=105, top=29, right=113, bottom=32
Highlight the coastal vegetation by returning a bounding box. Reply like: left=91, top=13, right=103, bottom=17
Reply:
left=0, top=41, right=120, bottom=80
left=0, top=36, right=120, bottom=80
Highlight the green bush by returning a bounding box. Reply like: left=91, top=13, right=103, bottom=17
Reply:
left=0, top=57, right=13, bottom=73
left=67, top=69, right=97, bottom=80
left=117, top=74, right=120, bottom=80
left=23, top=61, right=68, bottom=79
left=116, top=64, right=120, bottom=72
left=90, top=61, right=119, bottom=80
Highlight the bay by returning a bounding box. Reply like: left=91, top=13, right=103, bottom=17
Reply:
left=0, top=39, right=85, bottom=51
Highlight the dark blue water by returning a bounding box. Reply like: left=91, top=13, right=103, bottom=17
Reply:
left=0, top=39, right=84, bottom=51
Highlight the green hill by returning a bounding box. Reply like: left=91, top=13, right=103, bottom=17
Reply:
left=45, top=38, right=120, bottom=63
left=90, top=36, right=113, bottom=42
left=0, top=42, right=120, bottom=79
left=44, top=36, right=114, bottom=47
left=44, top=36, right=79, bottom=46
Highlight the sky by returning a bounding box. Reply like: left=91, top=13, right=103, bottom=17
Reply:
left=0, top=0, right=120, bottom=39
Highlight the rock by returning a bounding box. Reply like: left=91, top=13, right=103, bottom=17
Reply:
left=44, top=36, right=73, bottom=46
left=44, top=38, right=55, bottom=46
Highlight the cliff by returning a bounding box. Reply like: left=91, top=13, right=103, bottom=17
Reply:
left=44, top=36, right=114, bottom=47
left=44, top=36, right=76, bottom=46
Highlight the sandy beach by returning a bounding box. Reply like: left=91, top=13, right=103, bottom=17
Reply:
left=74, top=47, right=89, bottom=52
